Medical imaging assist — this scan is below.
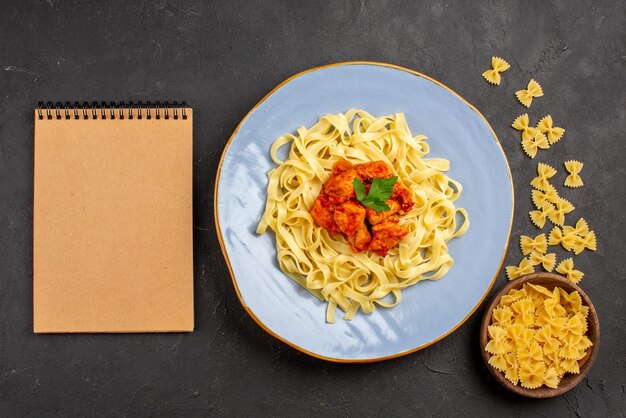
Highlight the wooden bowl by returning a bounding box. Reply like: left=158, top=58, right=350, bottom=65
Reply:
left=480, top=272, right=600, bottom=398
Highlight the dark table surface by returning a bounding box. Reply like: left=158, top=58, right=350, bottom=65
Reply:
left=1, top=0, right=625, bottom=416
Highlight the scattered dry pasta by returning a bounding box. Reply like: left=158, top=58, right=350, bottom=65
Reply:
left=482, top=57, right=511, bottom=85
left=564, top=160, right=584, bottom=188
left=486, top=284, right=593, bottom=389
left=521, top=131, right=549, bottom=159
left=529, top=251, right=556, bottom=272
left=512, top=114, right=538, bottom=141
left=549, top=226, right=576, bottom=251
left=515, top=79, right=544, bottom=108
left=549, top=219, right=596, bottom=255
left=528, top=163, right=577, bottom=229
left=572, top=231, right=597, bottom=255
left=530, top=163, right=557, bottom=191
left=564, top=218, right=589, bottom=236
left=505, top=258, right=535, bottom=280
left=515, top=115, right=564, bottom=158
left=556, top=258, right=584, bottom=284
left=529, top=202, right=552, bottom=229
left=531, top=187, right=559, bottom=209
left=547, top=200, right=574, bottom=227
left=537, top=115, right=565, bottom=144
left=520, top=233, right=548, bottom=256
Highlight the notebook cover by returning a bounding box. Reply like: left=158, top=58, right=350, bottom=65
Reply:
left=33, top=108, right=194, bottom=332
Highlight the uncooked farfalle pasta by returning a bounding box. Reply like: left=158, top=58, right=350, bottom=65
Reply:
left=512, top=115, right=565, bottom=159
left=485, top=284, right=593, bottom=389
left=529, top=251, right=556, bottom=272
left=537, top=115, right=565, bottom=144
left=520, top=233, right=547, bottom=256
left=530, top=163, right=557, bottom=191
left=506, top=161, right=596, bottom=281
left=482, top=57, right=511, bottom=85
left=549, top=218, right=596, bottom=255
left=257, top=109, right=469, bottom=322
left=522, top=131, right=550, bottom=159
left=515, top=79, right=544, bottom=108
left=506, top=258, right=535, bottom=280
left=555, top=258, right=585, bottom=284
left=564, top=160, right=584, bottom=188
left=512, top=114, right=538, bottom=141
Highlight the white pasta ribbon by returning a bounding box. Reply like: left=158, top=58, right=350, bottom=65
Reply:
left=257, top=110, right=469, bottom=322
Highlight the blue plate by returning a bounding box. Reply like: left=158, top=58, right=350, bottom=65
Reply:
left=215, top=62, right=513, bottom=362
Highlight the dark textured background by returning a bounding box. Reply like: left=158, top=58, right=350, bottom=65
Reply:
left=1, top=0, right=625, bottom=416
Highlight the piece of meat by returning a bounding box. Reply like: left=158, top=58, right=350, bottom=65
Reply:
left=323, top=168, right=357, bottom=204
left=332, top=160, right=354, bottom=175
left=368, top=217, right=409, bottom=256
left=311, top=159, right=413, bottom=256
left=355, top=161, right=393, bottom=180
left=310, top=196, right=339, bottom=234
left=391, top=182, right=414, bottom=214
left=348, top=222, right=371, bottom=252
left=333, top=200, right=366, bottom=237
left=366, top=199, right=400, bottom=225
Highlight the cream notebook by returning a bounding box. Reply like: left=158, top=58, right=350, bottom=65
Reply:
left=33, top=102, right=193, bottom=332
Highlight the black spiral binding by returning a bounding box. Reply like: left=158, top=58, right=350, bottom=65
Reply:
left=37, top=101, right=188, bottom=120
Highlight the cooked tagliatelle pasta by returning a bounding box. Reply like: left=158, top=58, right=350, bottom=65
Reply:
left=256, top=110, right=469, bottom=322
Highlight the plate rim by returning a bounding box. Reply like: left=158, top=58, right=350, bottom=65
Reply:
left=214, top=61, right=515, bottom=363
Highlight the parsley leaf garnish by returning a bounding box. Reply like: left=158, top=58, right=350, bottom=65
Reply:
left=352, top=176, right=398, bottom=212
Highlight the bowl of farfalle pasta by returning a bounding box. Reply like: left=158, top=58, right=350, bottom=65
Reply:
left=480, top=272, right=599, bottom=398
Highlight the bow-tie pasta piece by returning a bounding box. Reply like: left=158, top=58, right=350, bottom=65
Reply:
left=529, top=202, right=553, bottom=228
left=508, top=323, right=535, bottom=351
left=543, top=367, right=561, bottom=389
left=519, top=361, right=546, bottom=389
left=512, top=114, right=539, bottom=141
left=505, top=258, right=535, bottom=280
left=482, top=56, right=511, bottom=85
left=572, top=231, right=597, bottom=255
left=575, top=335, right=593, bottom=352
left=504, top=352, right=520, bottom=385
left=564, top=160, right=584, bottom=188
left=517, top=341, right=543, bottom=365
left=512, top=298, right=536, bottom=327
left=530, top=163, right=557, bottom=191
left=563, top=218, right=589, bottom=236
left=547, top=200, right=573, bottom=227
left=499, top=288, right=528, bottom=305
left=485, top=324, right=511, bottom=355
left=556, top=258, right=584, bottom=284
left=525, top=283, right=553, bottom=298
left=520, top=233, right=548, bottom=255
left=516, top=79, right=544, bottom=108
left=537, top=115, right=565, bottom=144
left=529, top=251, right=556, bottom=272
left=549, top=226, right=577, bottom=251
left=561, top=357, right=581, bottom=374
left=488, top=353, right=508, bottom=372
left=556, top=197, right=575, bottom=213
left=522, top=130, right=549, bottom=158
left=492, top=306, right=514, bottom=327
left=558, top=288, right=583, bottom=313
left=531, top=187, right=561, bottom=209
left=543, top=289, right=567, bottom=318
left=545, top=350, right=567, bottom=376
